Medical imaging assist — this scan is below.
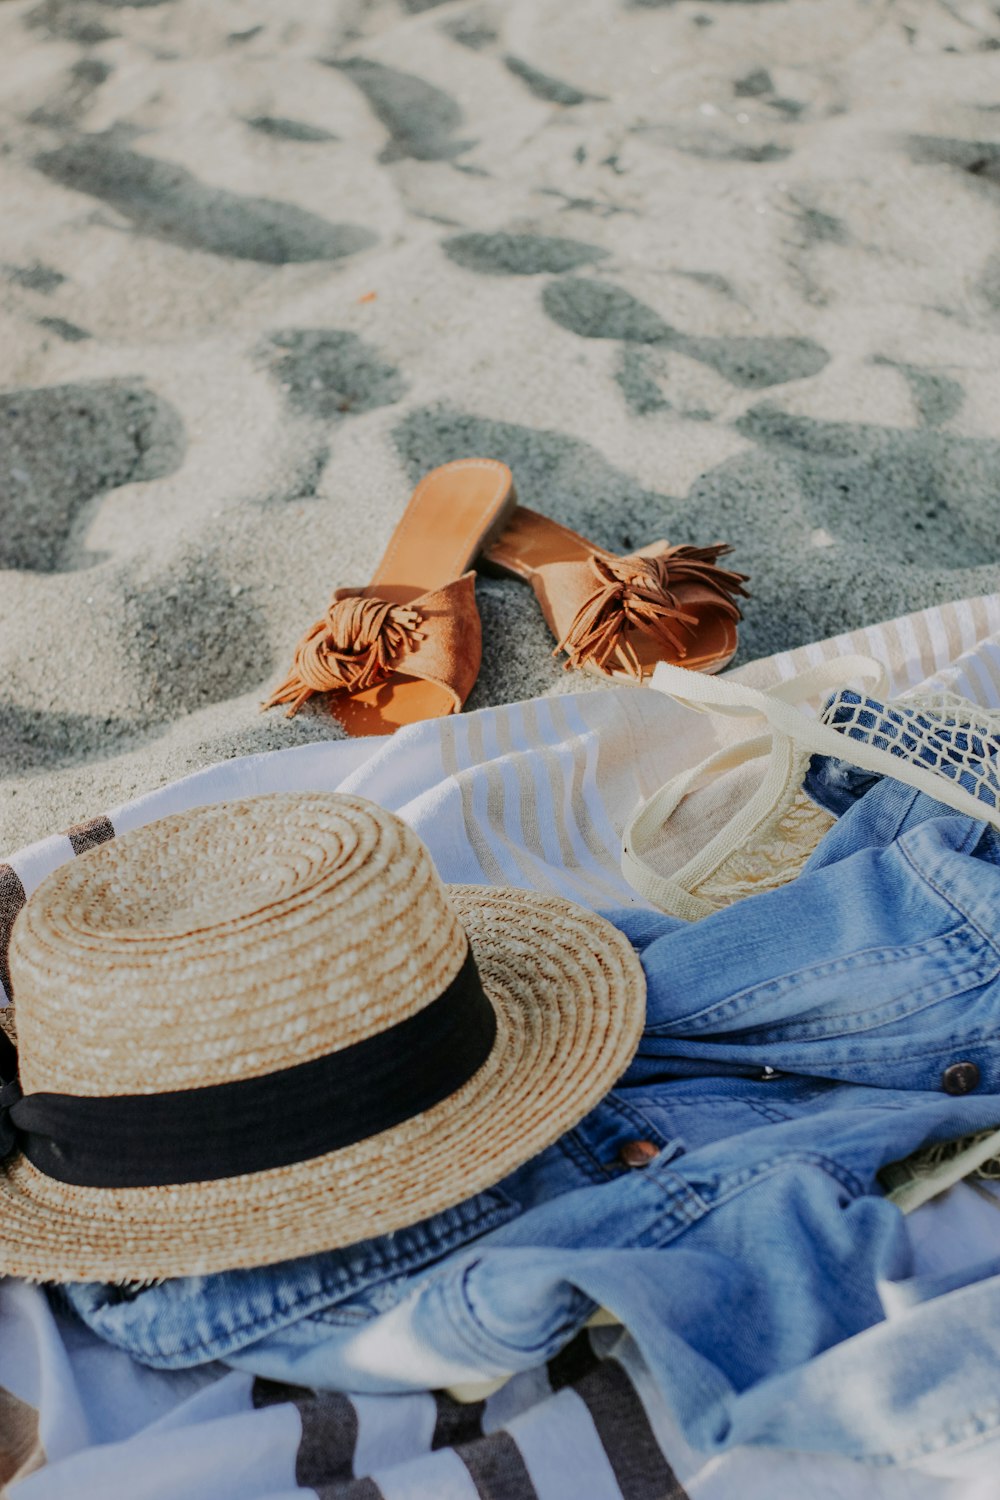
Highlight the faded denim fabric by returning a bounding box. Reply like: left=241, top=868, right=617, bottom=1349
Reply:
left=59, top=769, right=1000, bottom=1465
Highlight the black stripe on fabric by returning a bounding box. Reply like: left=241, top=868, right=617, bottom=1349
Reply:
left=314, top=1479, right=385, bottom=1500
left=252, top=1376, right=298, bottom=1409
left=546, top=1328, right=600, bottom=1392
left=9, top=947, right=496, bottom=1187
left=432, top=1389, right=486, bottom=1449
left=572, top=1358, right=689, bottom=1500
left=295, top=1390, right=359, bottom=1487
left=456, top=1431, right=540, bottom=1500
left=251, top=1378, right=358, bottom=1486
left=66, top=815, right=116, bottom=857
left=0, top=864, right=26, bottom=1003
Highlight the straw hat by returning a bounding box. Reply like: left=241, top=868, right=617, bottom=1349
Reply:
left=0, top=792, right=645, bottom=1283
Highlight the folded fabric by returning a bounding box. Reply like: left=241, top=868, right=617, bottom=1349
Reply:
left=58, top=768, right=1000, bottom=1466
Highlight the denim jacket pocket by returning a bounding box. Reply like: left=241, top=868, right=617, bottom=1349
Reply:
left=721, top=921, right=997, bottom=1046
left=58, top=1185, right=522, bottom=1369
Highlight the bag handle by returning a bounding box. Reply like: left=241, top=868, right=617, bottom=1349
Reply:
left=649, top=654, right=889, bottom=719
left=623, top=655, right=998, bottom=911
left=622, top=734, right=786, bottom=915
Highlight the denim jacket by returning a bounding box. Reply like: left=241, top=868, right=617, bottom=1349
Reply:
left=60, top=767, right=1000, bottom=1466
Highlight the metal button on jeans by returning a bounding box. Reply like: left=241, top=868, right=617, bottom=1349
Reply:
left=941, top=1061, right=980, bottom=1095
left=618, top=1139, right=659, bottom=1168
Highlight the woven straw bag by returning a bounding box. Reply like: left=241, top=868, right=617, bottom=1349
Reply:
left=622, top=654, right=1000, bottom=920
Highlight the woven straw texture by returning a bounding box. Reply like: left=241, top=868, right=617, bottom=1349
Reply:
left=0, top=792, right=645, bottom=1283
left=625, top=655, right=1000, bottom=916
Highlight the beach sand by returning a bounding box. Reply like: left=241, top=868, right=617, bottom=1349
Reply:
left=2, top=0, right=1000, bottom=852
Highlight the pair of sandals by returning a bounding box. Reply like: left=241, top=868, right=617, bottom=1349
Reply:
left=264, top=459, right=750, bottom=738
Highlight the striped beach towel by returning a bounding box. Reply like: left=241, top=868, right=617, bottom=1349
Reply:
left=3, top=593, right=1000, bottom=1499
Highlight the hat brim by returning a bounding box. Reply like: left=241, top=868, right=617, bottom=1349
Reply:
left=0, top=888, right=645, bottom=1283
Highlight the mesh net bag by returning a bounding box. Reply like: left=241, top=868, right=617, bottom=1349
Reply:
left=819, top=688, right=1000, bottom=815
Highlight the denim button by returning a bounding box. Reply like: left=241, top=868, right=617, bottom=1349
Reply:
left=618, top=1139, right=659, bottom=1168
left=941, top=1061, right=980, bottom=1095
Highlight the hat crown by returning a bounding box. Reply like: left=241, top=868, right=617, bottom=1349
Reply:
left=9, top=794, right=468, bottom=1097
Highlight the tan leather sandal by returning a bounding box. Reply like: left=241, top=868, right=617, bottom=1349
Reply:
left=264, top=459, right=517, bottom=736
left=483, top=506, right=749, bottom=681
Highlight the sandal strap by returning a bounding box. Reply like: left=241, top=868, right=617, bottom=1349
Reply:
left=264, top=572, right=480, bottom=717
left=386, top=572, right=481, bottom=713
left=540, top=543, right=748, bottom=680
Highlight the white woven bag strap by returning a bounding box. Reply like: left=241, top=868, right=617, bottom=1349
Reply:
left=622, top=654, right=997, bottom=910
left=653, top=654, right=889, bottom=720
left=621, top=733, right=781, bottom=917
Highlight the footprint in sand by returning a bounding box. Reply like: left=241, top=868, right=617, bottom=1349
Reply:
left=246, top=116, right=340, bottom=144
left=121, top=555, right=273, bottom=719
left=257, top=330, right=408, bottom=421
left=330, top=57, right=475, bottom=163
left=35, top=138, right=377, bottom=265
left=443, top=232, right=608, bottom=276
left=24, top=0, right=119, bottom=44
left=37, top=317, right=91, bottom=343
left=907, top=135, right=1000, bottom=187
left=735, top=403, right=999, bottom=570
left=542, top=277, right=830, bottom=390
left=0, top=380, right=185, bottom=573
left=5, top=262, right=65, bottom=292
left=0, top=704, right=149, bottom=776
left=502, top=57, right=604, bottom=107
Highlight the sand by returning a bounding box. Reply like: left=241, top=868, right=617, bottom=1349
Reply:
left=2, top=0, right=1000, bottom=853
